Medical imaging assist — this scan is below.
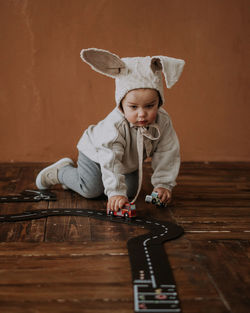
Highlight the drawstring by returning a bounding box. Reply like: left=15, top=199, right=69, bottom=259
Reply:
left=131, top=124, right=160, bottom=203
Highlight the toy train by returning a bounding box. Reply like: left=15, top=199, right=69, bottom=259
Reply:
left=145, top=191, right=166, bottom=207
left=107, top=202, right=136, bottom=218
left=106, top=191, right=165, bottom=219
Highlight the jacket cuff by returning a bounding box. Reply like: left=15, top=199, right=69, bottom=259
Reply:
left=107, top=190, right=128, bottom=199
left=153, top=183, right=176, bottom=191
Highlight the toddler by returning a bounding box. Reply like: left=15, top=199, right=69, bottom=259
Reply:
left=36, top=48, right=185, bottom=212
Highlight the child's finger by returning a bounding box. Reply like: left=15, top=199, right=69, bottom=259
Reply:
left=107, top=196, right=128, bottom=212
left=115, top=198, right=125, bottom=211
left=115, top=199, right=121, bottom=212
left=110, top=198, right=117, bottom=211
left=160, top=192, right=168, bottom=203
left=113, top=199, right=119, bottom=212
left=158, top=190, right=171, bottom=204
left=166, top=191, right=172, bottom=203
left=119, top=198, right=125, bottom=209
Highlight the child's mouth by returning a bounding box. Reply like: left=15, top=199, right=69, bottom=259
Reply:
left=137, top=120, right=147, bottom=126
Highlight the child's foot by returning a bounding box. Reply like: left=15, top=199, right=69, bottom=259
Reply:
left=36, top=158, right=74, bottom=190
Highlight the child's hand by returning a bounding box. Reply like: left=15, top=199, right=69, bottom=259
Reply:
left=107, top=195, right=128, bottom=212
left=153, top=187, right=172, bottom=205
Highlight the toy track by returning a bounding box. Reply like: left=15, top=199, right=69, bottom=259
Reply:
left=0, top=190, right=56, bottom=202
left=0, top=208, right=184, bottom=312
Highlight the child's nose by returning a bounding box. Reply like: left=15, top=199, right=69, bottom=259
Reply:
left=138, top=109, right=146, bottom=118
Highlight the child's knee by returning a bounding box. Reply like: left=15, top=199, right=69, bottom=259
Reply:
left=79, top=180, right=104, bottom=199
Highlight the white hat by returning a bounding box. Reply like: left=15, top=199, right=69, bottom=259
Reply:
left=80, top=48, right=185, bottom=106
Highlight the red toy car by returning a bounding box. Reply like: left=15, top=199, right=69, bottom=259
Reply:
left=107, top=202, right=136, bottom=218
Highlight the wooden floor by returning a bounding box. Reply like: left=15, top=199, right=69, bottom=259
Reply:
left=0, top=162, right=249, bottom=313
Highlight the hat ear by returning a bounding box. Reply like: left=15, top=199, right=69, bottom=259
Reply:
left=80, top=48, right=126, bottom=78
left=151, top=56, right=185, bottom=88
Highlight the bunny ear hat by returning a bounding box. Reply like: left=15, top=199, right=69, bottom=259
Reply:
left=80, top=48, right=185, bottom=106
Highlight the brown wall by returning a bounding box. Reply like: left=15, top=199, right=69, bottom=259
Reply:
left=0, top=0, right=249, bottom=162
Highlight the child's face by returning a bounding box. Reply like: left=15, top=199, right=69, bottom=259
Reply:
left=121, top=89, right=160, bottom=126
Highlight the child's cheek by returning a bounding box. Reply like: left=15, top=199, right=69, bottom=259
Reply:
left=151, top=112, right=158, bottom=122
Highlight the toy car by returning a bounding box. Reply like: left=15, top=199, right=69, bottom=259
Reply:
left=107, top=202, right=136, bottom=218
left=145, top=191, right=166, bottom=207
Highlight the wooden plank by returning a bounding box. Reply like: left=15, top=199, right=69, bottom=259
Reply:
left=0, top=220, right=46, bottom=242
left=176, top=217, right=250, bottom=235
left=171, top=206, right=250, bottom=217
left=0, top=242, right=128, bottom=256
left=0, top=165, right=21, bottom=194
left=164, top=237, right=250, bottom=313
left=0, top=242, right=133, bottom=313
left=190, top=240, right=250, bottom=313
left=90, top=218, right=147, bottom=242
left=0, top=165, right=47, bottom=242
left=0, top=300, right=133, bottom=313
left=0, top=162, right=249, bottom=313
left=0, top=254, right=131, bottom=285
left=163, top=237, right=229, bottom=313
left=45, top=190, right=92, bottom=242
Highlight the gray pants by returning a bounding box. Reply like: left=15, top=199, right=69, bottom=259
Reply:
left=58, top=152, right=138, bottom=199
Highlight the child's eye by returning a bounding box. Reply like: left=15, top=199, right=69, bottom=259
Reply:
left=129, top=105, right=137, bottom=110
left=146, top=104, right=154, bottom=109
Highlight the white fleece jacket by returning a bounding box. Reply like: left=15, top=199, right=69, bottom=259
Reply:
left=77, top=107, right=180, bottom=199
